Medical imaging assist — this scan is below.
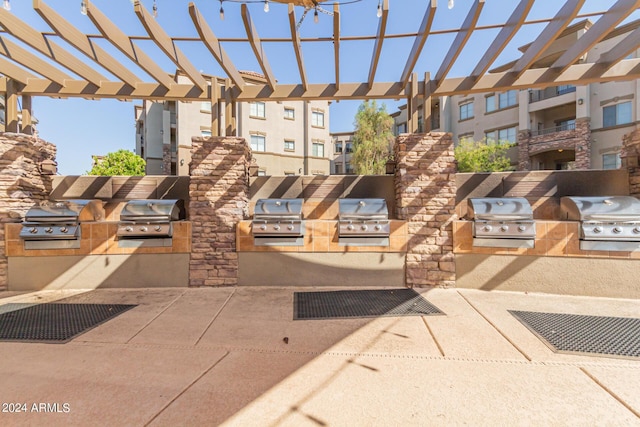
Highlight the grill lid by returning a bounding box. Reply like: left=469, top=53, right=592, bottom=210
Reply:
left=253, top=199, right=303, bottom=220
left=339, top=199, right=389, bottom=221
left=119, top=199, right=184, bottom=222
left=24, top=199, right=103, bottom=223
left=467, top=197, right=533, bottom=221
left=560, top=196, right=640, bottom=221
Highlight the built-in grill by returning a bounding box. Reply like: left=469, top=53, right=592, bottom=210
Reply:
left=20, top=199, right=104, bottom=249
left=467, top=197, right=536, bottom=248
left=117, top=199, right=185, bottom=247
left=560, top=196, right=640, bottom=251
left=338, top=198, right=390, bottom=246
left=251, top=198, right=304, bottom=246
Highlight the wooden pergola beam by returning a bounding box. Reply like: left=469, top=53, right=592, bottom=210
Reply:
left=368, top=0, right=388, bottom=89
left=0, top=7, right=106, bottom=86
left=5, top=77, right=19, bottom=132
left=188, top=3, right=246, bottom=90
left=241, top=4, right=277, bottom=90
left=133, top=0, right=207, bottom=91
left=0, top=36, right=69, bottom=84
left=34, top=0, right=140, bottom=88
left=509, top=0, right=585, bottom=78
left=333, top=3, right=340, bottom=90
left=434, top=0, right=485, bottom=88
left=211, top=77, right=220, bottom=137
left=86, top=0, right=174, bottom=89
left=288, top=4, right=308, bottom=91
left=597, top=26, right=640, bottom=70
left=21, top=95, right=33, bottom=135
left=550, top=0, right=640, bottom=74
left=469, top=0, right=533, bottom=82
left=400, top=0, right=437, bottom=88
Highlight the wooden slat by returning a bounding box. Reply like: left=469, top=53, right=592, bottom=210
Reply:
left=550, top=0, right=640, bottom=74
left=469, top=0, right=533, bottom=82
left=241, top=4, right=277, bottom=90
left=188, top=3, right=245, bottom=90
left=86, top=0, right=175, bottom=89
left=5, top=78, right=19, bottom=132
left=333, top=3, right=340, bottom=90
left=423, top=72, right=432, bottom=133
left=596, top=26, right=640, bottom=70
left=21, top=95, right=33, bottom=135
left=434, top=0, right=485, bottom=88
left=288, top=4, right=308, bottom=91
left=509, top=0, right=585, bottom=78
left=34, top=0, right=140, bottom=87
left=0, top=55, right=39, bottom=84
left=407, top=73, right=419, bottom=132
left=400, top=0, right=437, bottom=88
left=0, top=7, right=106, bottom=86
left=211, top=77, right=220, bottom=137
left=0, top=36, right=71, bottom=85
left=368, top=0, right=389, bottom=89
left=133, top=0, right=207, bottom=90
left=224, top=78, right=236, bottom=136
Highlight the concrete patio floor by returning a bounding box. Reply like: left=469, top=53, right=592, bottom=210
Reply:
left=0, top=286, right=639, bottom=426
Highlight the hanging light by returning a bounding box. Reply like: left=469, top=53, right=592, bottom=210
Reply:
left=448, top=0, right=454, bottom=9
left=80, top=0, right=88, bottom=15
left=314, top=8, right=319, bottom=23
left=263, top=0, right=269, bottom=13
left=376, top=0, right=381, bottom=18
left=3, top=0, right=10, bottom=11
left=219, top=0, right=224, bottom=20
left=152, top=0, right=158, bottom=17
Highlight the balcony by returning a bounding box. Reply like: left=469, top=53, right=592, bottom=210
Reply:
left=530, top=122, right=576, bottom=137
left=529, top=85, right=576, bottom=103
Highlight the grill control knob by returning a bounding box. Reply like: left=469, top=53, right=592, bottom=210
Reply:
left=347, top=225, right=355, bottom=231
left=361, top=225, right=368, bottom=232
left=125, top=226, right=133, bottom=232
left=482, top=225, right=492, bottom=232
left=139, top=226, right=148, bottom=232
left=374, top=225, right=382, bottom=231
left=500, top=225, right=509, bottom=232
left=287, top=225, right=295, bottom=231
left=593, top=226, right=603, bottom=234
left=634, top=227, right=640, bottom=234
left=45, top=227, right=53, bottom=234
left=154, top=225, right=162, bottom=232
left=60, top=227, right=68, bottom=233
left=260, top=224, right=267, bottom=231
left=613, top=226, right=623, bottom=234
left=273, top=225, right=281, bottom=231
left=29, top=227, right=38, bottom=234
left=518, top=225, right=527, bottom=232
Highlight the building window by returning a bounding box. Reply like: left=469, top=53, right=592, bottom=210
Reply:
left=603, top=101, right=632, bottom=127
left=346, top=162, right=354, bottom=174
left=311, top=111, right=325, bottom=128
left=345, top=142, right=353, bottom=153
left=312, top=142, right=325, bottom=157
left=602, top=153, right=622, bottom=170
left=458, top=134, right=474, bottom=145
left=335, top=142, right=343, bottom=153
left=284, top=140, right=295, bottom=151
left=486, top=126, right=517, bottom=144
left=335, top=163, right=343, bottom=174
left=499, top=90, right=518, bottom=108
left=250, top=134, right=266, bottom=152
left=284, top=107, right=295, bottom=120
left=257, top=169, right=267, bottom=176
left=459, top=102, right=474, bottom=120
left=201, top=130, right=212, bottom=137
left=284, top=171, right=296, bottom=176
left=556, top=118, right=576, bottom=131
left=557, top=85, right=575, bottom=95
left=250, top=102, right=266, bottom=118
left=396, top=122, right=407, bottom=135
left=200, top=102, right=212, bottom=113
left=486, top=95, right=496, bottom=113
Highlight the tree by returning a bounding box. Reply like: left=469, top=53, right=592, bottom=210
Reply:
left=454, top=139, right=514, bottom=172
left=87, top=149, right=146, bottom=176
left=351, top=100, right=394, bottom=175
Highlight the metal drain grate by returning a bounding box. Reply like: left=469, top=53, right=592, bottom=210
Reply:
left=0, top=303, right=137, bottom=343
left=510, top=310, right=640, bottom=359
left=294, top=289, right=444, bottom=320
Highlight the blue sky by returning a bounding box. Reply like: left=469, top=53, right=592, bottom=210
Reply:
left=6, top=0, right=637, bottom=174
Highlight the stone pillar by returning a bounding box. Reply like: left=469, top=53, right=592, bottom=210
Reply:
left=517, top=129, right=531, bottom=171
left=162, top=144, right=172, bottom=175
left=621, top=128, right=640, bottom=196
left=394, top=133, right=457, bottom=288
left=573, top=118, right=591, bottom=170
left=0, top=133, right=56, bottom=290
left=189, top=136, right=250, bottom=286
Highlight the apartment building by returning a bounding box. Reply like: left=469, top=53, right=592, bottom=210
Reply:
left=392, top=19, right=640, bottom=171
left=135, top=73, right=332, bottom=176
left=330, top=131, right=355, bottom=175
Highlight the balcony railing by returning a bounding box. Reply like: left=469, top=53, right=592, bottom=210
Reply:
left=529, top=85, right=576, bottom=103
left=530, top=122, right=576, bottom=137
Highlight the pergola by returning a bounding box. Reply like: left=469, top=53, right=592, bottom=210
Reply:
left=1, top=0, right=640, bottom=136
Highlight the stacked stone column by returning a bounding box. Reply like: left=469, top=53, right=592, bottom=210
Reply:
left=394, top=133, right=457, bottom=287
left=189, top=136, right=250, bottom=286
left=0, top=133, right=56, bottom=290
left=621, top=128, right=640, bottom=196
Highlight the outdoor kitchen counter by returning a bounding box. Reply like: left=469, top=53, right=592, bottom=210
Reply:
left=236, top=220, right=408, bottom=253
left=4, top=221, right=192, bottom=257
left=453, top=220, right=640, bottom=259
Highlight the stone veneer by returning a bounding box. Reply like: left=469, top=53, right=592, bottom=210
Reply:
left=621, top=128, right=640, bottom=196
left=189, top=136, right=250, bottom=286
left=162, top=144, right=171, bottom=175
left=517, top=118, right=591, bottom=170
left=394, top=133, right=457, bottom=287
left=0, top=133, right=56, bottom=289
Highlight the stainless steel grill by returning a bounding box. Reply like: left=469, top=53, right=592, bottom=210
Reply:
left=467, top=197, right=536, bottom=248
left=338, top=198, right=390, bottom=246
left=560, top=196, right=640, bottom=251
left=20, top=199, right=104, bottom=249
left=117, top=199, right=184, bottom=247
left=251, top=198, right=304, bottom=246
